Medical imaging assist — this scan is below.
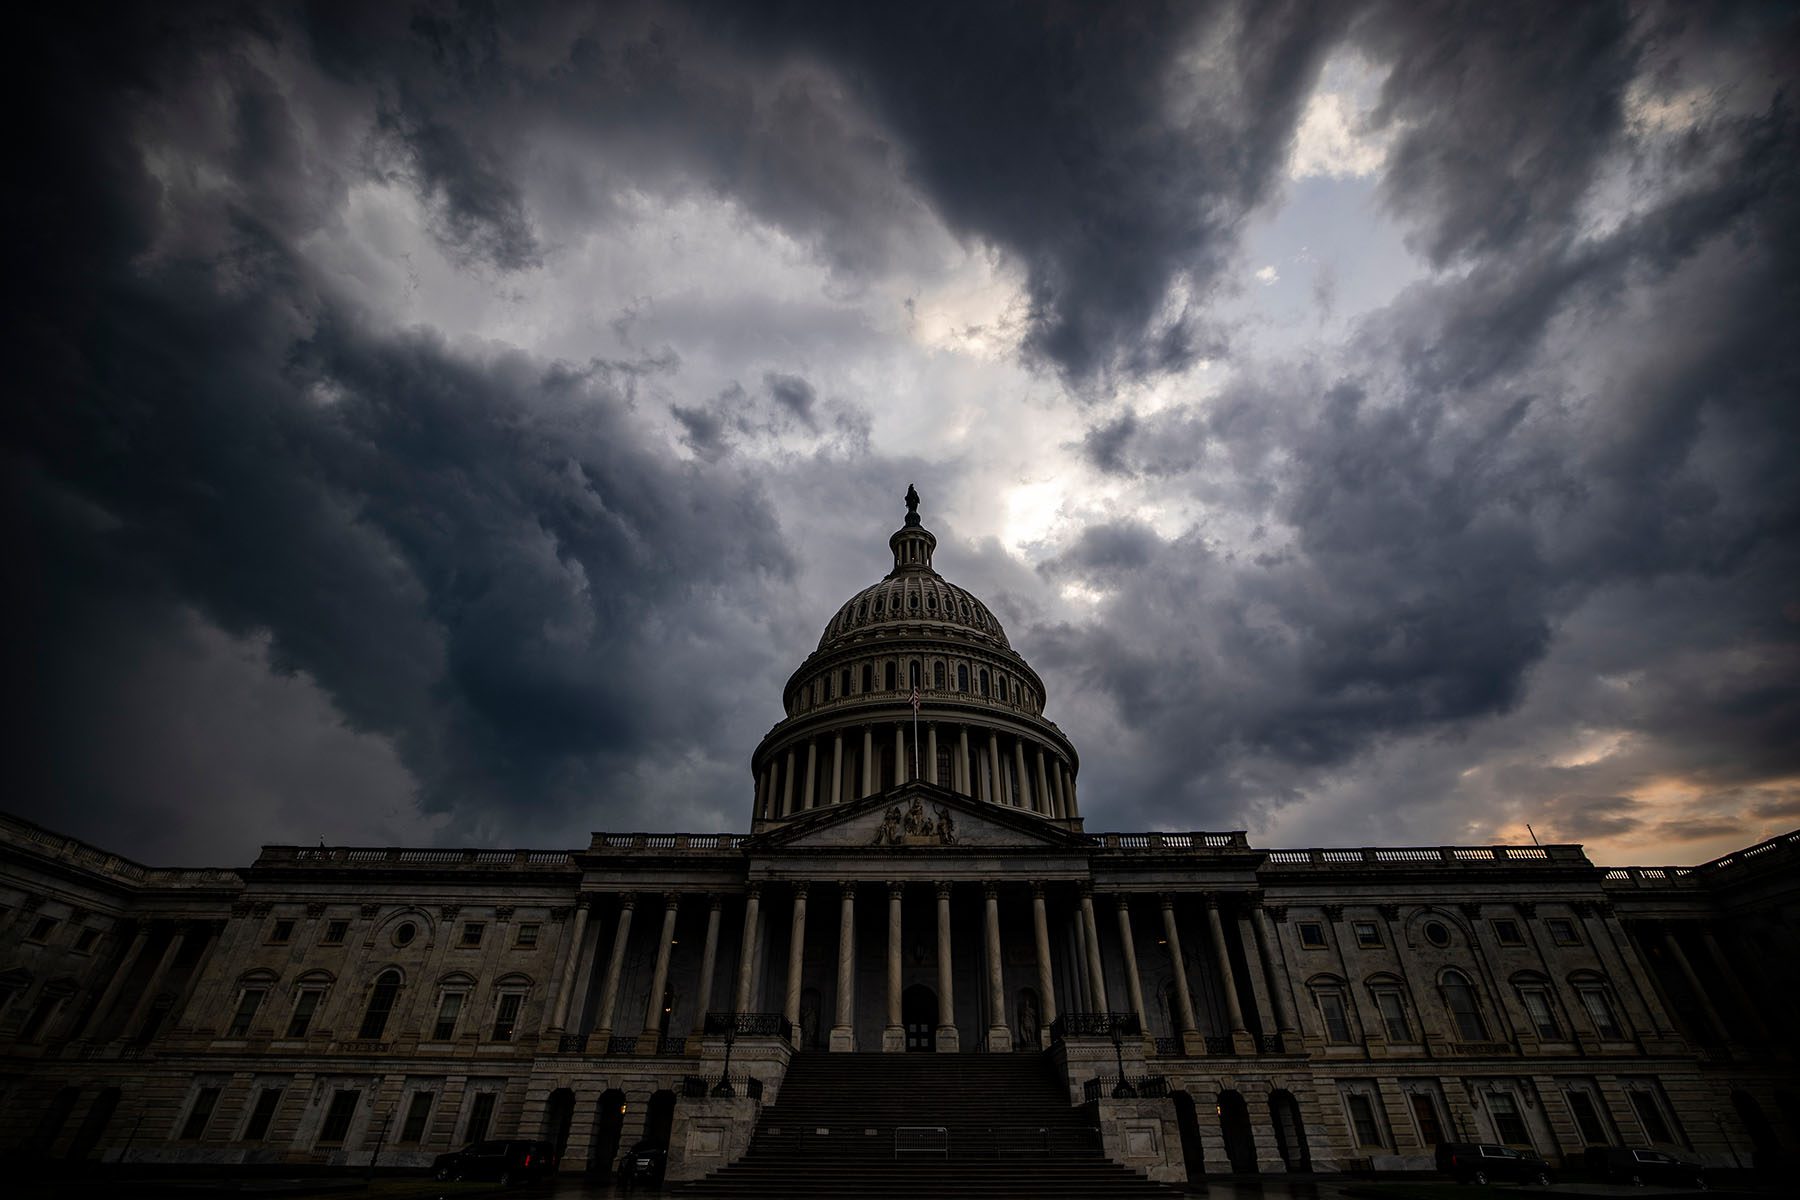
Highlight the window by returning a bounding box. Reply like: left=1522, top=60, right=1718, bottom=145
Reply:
left=978, top=669, right=989, bottom=696
left=359, top=970, right=401, bottom=1040
left=861, top=664, right=872, bottom=693
left=433, top=991, right=464, bottom=1040
left=1566, top=1089, right=1610, bottom=1146
left=465, top=1092, right=497, bottom=1144
left=321, top=920, right=348, bottom=945
left=393, top=921, right=417, bottom=947
left=1409, top=1092, right=1445, bottom=1146
left=1546, top=917, right=1580, bottom=946
left=287, top=988, right=323, bottom=1038
left=268, top=919, right=295, bottom=944
left=27, top=917, right=56, bottom=942
left=460, top=922, right=484, bottom=947
left=884, top=662, right=896, bottom=690
left=1443, top=970, right=1488, bottom=1041
left=1627, top=1090, right=1672, bottom=1143
left=1353, top=921, right=1382, bottom=948
left=1374, top=989, right=1411, bottom=1040
left=957, top=664, right=968, bottom=692
left=839, top=669, right=849, bottom=695
left=74, top=928, right=98, bottom=953
left=244, top=1086, right=284, bottom=1141
left=1521, top=988, right=1561, bottom=1038
left=1298, top=922, right=1327, bottom=948
left=1319, top=992, right=1353, bottom=1043
left=492, top=992, right=523, bottom=1041
left=1488, top=1090, right=1530, bottom=1144
left=1423, top=920, right=1451, bottom=947
left=1492, top=919, right=1524, bottom=946
left=1579, top=987, right=1623, bottom=1038
left=180, top=1087, right=221, bottom=1140
left=933, top=662, right=945, bottom=689
left=1346, top=1094, right=1384, bottom=1147
left=318, top=1088, right=361, bottom=1145
left=229, top=988, right=266, bottom=1037
left=399, top=1091, right=435, bottom=1143
left=515, top=924, right=539, bottom=948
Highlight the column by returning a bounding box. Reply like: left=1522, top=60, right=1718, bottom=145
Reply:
left=985, top=886, right=1012, bottom=1052
left=884, top=883, right=905, bottom=1051
left=79, top=922, right=152, bottom=1039
left=1115, top=896, right=1148, bottom=1036
left=1067, top=773, right=1078, bottom=818
left=862, top=727, right=874, bottom=796
left=988, top=731, right=1004, bottom=804
left=1079, top=886, right=1108, bottom=1011
left=781, top=748, right=797, bottom=816
left=958, top=727, right=972, bottom=795
left=1161, top=895, right=1202, bottom=1055
left=1014, top=741, right=1033, bottom=811
left=165, top=921, right=221, bottom=1030
left=927, top=724, right=939, bottom=785
left=936, top=883, right=960, bottom=1051
left=689, top=896, right=723, bottom=1045
left=1030, top=884, right=1058, bottom=1047
left=733, top=885, right=762, bottom=1015
left=831, top=734, right=844, bottom=806
left=1205, top=894, right=1254, bottom=1052
left=1252, top=900, right=1300, bottom=1041
left=636, top=895, right=681, bottom=1052
left=1035, top=750, right=1052, bottom=817
left=831, top=884, right=857, bottom=1051
left=1053, top=763, right=1068, bottom=819
left=1661, top=924, right=1731, bottom=1044
left=803, top=741, right=818, bottom=812
left=784, top=884, right=809, bottom=1045
left=1700, top=924, right=1769, bottom=1040
left=1072, top=909, right=1093, bottom=1010
left=895, top=723, right=907, bottom=784
left=754, top=769, right=766, bottom=821
left=594, top=896, right=636, bottom=1045
left=550, top=903, right=591, bottom=1032
left=120, top=923, right=188, bottom=1040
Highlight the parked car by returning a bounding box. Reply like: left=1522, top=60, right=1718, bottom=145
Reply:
left=617, top=1139, right=669, bottom=1189
left=431, top=1138, right=559, bottom=1185
left=1436, top=1142, right=1555, bottom=1186
left=1585, top=1146, right=1707, bottom=1188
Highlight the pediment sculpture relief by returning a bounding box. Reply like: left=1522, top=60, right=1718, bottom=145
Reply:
left=871, top=796, right=957, bottom=846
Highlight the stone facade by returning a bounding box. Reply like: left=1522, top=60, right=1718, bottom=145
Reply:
left=2, top=496, right=1796, bottom=1181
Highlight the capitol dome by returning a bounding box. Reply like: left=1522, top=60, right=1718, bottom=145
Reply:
left=750, top=487, right=1080, bottom=827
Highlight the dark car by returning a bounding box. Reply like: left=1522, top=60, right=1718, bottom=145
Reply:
left=1585, top=1146, right=1707, bottom=1188
left=1436, top=1142, right=1554, bottom=1186
left=431, top=1138, right=559, bottom=1185
left=617, top=1139, right=669, bottom=1189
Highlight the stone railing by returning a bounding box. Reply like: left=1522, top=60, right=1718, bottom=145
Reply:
left=256, top=845, right=576, bottom=870
left=1086, top=832, right=1251, bottom=852
left=1083, top=1075, right=1169, bottom=1101
left=0, top=811, right=241, bottom=889
left=1604, top=829, right=1799, bottom=888
left=1262, top=844, right=1588, bottom=868
left=703, top=1012, right=793, bottom=1039
left=590, top=833, right=751, bottom=852
left=1051, top=1012, right=1141, bottom=1040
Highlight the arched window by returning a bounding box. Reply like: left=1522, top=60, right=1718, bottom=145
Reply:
left=359, top=969, right=402, bottom=1040
left=861, top=664, right=872, bottom=693
left=909, top=661, right=920, bottom=688
left=933, top=661, right=945, bottom=690
left=884, top=662, right=896, bottom=691
left=978, top=670, right=989, bottom=697
left=957, top=664, right=969, bottom=692
left=1441, top=970, right=1487, bottom=1041
left=840, top=669, right=850, bottom=697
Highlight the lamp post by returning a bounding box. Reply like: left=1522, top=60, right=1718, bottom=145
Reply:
left=712, top=1022, right=737, bottom=1097
left=1109, top=1018, right=1137, bottom=1099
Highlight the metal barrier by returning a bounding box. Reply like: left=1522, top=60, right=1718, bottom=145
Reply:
left=895, top=1126, right=949, bottom=1159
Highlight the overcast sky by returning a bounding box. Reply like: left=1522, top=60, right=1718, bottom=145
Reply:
left=7, top=1, right=1797, bottom=868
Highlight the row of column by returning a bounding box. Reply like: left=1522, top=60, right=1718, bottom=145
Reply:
left=60, top=919, right=221, bottom=1044
left=756, top=723, right=1078, bottom=820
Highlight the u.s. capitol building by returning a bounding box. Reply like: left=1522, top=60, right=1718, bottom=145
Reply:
left=2, top=492, right=1795, bottom=1185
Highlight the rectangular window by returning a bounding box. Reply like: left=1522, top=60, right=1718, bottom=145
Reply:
left=515, top=923, right=539, bottom=948
left=1346, top=1093, right=1384, bottom=1147
left=433, top=992, right=464, bottom=1040
left=1522, top=988, right=1561, bottom=1038
left=228, top=989, right=266, bottom=1037
left=1579, top=989, right=1623, bottom=1039
left=1298, top=922, right=1327, bottom=948
left=27, top=917, right=57, bottom=942
left=244, top=1087, right=284, bottom=1142
left=180, top=1087, right=221, bottom=1141
left=1488, top=1090, right=1531, bottom=1145
left=1492, top=919, right=1524, bottom=946
left=268, top=919, right=295, bottom=944
left=74, top=928, right=99, bottom=953
left=492, top=993, right=522, bottom=1041
left=465, top=1092, right=496, bottom=1144
left=286, top=989, right=322, bottom=1038
left=1409, top=1092, right=1445, bottom=1146
left=1628, top=1090, right=1672, bottom=1143
left=460, top=922, right=484, bottom=947
left=317, top=1089, right=361, bottom=1145
left=1567, top=1089, right=1610, bottom=1146
left=321, top=920, right=348, bottom=945
left=399, top=1091, right=435, bottom=1143
left=1375, top=990, right=1411, bottom=1041
left=1319, top=993, right=1352, bottom=1043
left=1547, top=917, right=1580, bottom=946
left=1353, top=921, right=1382, bottom=948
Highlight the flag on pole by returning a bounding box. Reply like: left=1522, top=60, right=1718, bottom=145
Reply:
left=910, top=687, right=921, bottom=712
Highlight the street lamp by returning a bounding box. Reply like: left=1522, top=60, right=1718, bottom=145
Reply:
left=711, top=1022, right=737, bottom=1097
left=1109, top=1018, right=1137, bottom=1099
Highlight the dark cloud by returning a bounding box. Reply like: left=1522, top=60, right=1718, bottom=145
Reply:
left=764, top=372, right=819, bottom=428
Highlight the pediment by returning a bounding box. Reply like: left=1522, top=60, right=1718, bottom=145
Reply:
left=751, top=782, right=1086, bottom=851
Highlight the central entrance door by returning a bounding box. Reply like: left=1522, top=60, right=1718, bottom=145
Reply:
left=902, top=984, right=937, bottom=1052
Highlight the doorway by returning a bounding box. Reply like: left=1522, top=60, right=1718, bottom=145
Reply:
left=902, top=984, right=937, bottom=1051
left=542, top=1088, right=575, bottom=1163
left=1218, top=1089, right=1259, bottom=1173
left=588, top=1089, right=626, bottom=1180
left=645, top=1091, right=677, bottom=1152
left=1171, top=1090, right=1206, bottom=1184
left=66, top=1088, right=121, bottom=1161
left=1269, top=1089, right=1310, bottom=1171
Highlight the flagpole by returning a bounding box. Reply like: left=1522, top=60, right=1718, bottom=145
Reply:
left=911, top=687, right=921, bottom=782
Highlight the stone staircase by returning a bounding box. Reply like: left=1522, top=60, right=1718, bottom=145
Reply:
left=673, top=1050, right=1189, bottom=1197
